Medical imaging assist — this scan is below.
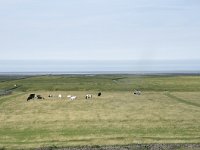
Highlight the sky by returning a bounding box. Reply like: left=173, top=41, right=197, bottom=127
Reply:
left=0, top=0, right=200, bottom=72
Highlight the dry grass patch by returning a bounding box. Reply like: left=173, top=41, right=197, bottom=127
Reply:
left=0, top=91, right=200, bottom=149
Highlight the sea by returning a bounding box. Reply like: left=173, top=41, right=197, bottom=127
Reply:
left=0, top=60, right=200, bottom=75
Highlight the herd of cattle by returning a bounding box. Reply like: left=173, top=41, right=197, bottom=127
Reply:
left=27, top=90, right=141, bottom=101
left=27, top=92, right=102, bottom=101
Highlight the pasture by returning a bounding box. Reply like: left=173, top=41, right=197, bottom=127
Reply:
left=0, top=74, right=200, bottom=149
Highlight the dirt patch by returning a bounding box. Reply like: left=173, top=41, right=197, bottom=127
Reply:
left=35, top=144, right=200, bottom=150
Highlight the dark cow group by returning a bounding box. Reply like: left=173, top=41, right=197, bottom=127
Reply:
left=27, top=94, right=45, bottom=101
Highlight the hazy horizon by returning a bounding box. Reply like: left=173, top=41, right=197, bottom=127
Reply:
left=0, top=0, right=200, bottom=72
left=1, top=59, right=200, bottom=73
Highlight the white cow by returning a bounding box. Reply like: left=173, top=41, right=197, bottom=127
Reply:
left=58, top=94, right=62, bottom=98
left=70, top=96, right=77, bottom=100
left=67, top=95, right=71, bottom=98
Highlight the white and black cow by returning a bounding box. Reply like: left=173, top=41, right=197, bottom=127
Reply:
left=85, top=94, right=92, bottom=99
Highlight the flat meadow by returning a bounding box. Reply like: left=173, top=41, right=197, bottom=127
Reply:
left=0, top=74, right=200, bottom=149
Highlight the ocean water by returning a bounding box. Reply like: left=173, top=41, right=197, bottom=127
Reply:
left=0, top=60, right=200, bottom=74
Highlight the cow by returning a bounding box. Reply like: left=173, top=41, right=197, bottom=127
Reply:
left=27, top=94, right=36, bottom=101
left=98, top=92, right=101, bottom=96
left=58, top=94, right=62, bottom=98
left=85, top=94, right=92, bottom=99
left=37, top=95, right=44, bottom=99
left=48, top=94, right=53, bottom=98
left=67, top=95, right=71, bottom=98
left=70, top=96, right=77, bottom=100
left=134, top=89, right=141, bottom=95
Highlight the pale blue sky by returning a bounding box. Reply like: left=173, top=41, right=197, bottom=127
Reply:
left=0, top=0, right=200, bottom=61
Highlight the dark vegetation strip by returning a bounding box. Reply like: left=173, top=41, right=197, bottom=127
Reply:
left=4, top=85, right=22, bottom=91
left=111, top=77, right=127, bottom=80
left=0, top=75, right=35, bottom=83
left=0, top=90, right=12, bottom=96
left=0, top=85, right=22, bottom=96
left=165, top=92, right=200, bottom=108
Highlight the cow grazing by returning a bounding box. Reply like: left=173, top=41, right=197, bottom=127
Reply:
left=48, top=94, right=53, bottom=98
left=67, top=95, right=71, bottom=98
left=27, top=94, right=35, bottom=101
left=70, top=96, right=77, bottom=100
left=37, top=95, right=44, bottom=99
left=98, top=92, right=101, bottom=96
left=85, top=94, right=92, bottom=99
left=58, top=94, right=62, bottom=98
left=134, top=89, right=141, bottom=95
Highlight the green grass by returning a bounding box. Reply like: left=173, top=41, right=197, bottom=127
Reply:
left=0, top=75, right=200, bottom=149
left=165, top=92, right=200, bottom=107
left=1, top=74, right=200, bottom=92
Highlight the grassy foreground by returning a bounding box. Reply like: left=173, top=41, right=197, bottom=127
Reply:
left=0, top=75, right=200, bottom=149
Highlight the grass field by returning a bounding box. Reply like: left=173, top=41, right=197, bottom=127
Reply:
left=0, top=75, right=200, bottom=149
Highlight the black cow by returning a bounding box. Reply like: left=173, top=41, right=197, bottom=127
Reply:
left=98, top=92, right=101, bottom=96
left=27, top=94, right=35, bottom=101
left=37, top=95, right=44, bottom=99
